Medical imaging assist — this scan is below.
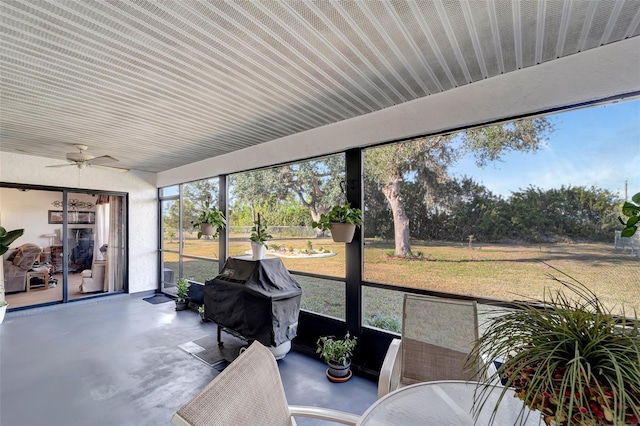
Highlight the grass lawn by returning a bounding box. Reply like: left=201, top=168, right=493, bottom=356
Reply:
left=162, top=233, right=639, bottom=327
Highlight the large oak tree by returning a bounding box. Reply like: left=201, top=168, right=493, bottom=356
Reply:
left=364, top=118, right=554, bottom=256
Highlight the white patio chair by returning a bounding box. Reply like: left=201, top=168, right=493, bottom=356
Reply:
left=377, top=294, right=486, bottom=398
left=172, top=341, right=360, bottom=426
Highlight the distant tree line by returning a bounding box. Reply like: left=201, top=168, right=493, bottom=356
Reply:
left=364, top=181, right=622, bottom=244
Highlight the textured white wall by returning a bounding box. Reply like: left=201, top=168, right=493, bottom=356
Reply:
left=157, top=37, right=640, bottom=187
left=0, top=152, right=158, bottom=294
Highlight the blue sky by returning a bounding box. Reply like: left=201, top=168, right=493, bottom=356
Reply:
left=450, top=98, right=640, bottom=199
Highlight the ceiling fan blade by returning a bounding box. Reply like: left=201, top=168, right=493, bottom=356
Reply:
left=46, top=163, right=76, bottom=168
left=91, top=164, right=130, bottom=172
left=88, top=155, right=118, bottom=164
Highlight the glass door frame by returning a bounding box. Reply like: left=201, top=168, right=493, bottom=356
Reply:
left=1, top=182, right=128, bottom=311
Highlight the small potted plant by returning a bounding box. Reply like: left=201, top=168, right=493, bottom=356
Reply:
left=468, top=268, right=640, bottom=426
left=0, top=227, right=24, bottom=323
left=174, top=278, right=190, bottom=311
left=312, top=204, right=362, bottom=243
left=192, top=200, right=226, bottom=239
left=249, top=213, right=272, bottom=260
left=316, top=332, right=358, bottom=382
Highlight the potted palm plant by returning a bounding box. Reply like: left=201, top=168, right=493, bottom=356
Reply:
left=174, top=278, right=190, bottom=311
left=312, top=204, right=362, bottom=243
left=316, top=332, right=358, bottom=382
left=249, top=213, right=272, bottom=260
left=468, top=268, right=640, bottom=426
left=0, top=227, right=24, bottom=324
left=192, top=200, right=226, bottom=239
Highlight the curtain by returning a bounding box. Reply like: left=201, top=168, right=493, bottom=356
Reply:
left=93, top=195, right=110, bottom=262
left=105, top=196, right=124, bottom=292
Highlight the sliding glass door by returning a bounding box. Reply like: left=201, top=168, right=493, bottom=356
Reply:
left=66, top=192, right=126, bottom=300
left=1, top=185, right=126, bottom=310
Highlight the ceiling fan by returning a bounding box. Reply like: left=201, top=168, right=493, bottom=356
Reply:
left=47, top=145, right=128, bottom=171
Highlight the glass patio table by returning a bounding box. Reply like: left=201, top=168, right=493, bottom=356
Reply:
left=357, top=380, right=542, bottom=426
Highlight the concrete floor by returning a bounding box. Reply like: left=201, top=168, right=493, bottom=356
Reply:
left=0, top=295, right=378, bottom=426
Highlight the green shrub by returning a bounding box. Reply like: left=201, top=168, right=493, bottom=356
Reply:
left=365, top=315, right=401, bottom=333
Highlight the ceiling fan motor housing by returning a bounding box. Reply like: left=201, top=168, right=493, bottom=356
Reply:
left=67, top=152, right=94, bottom=162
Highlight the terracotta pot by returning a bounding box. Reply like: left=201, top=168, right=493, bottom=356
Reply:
left=330, top=223, right=356, bottom=243
left=251, top=242, right=266, bottom=260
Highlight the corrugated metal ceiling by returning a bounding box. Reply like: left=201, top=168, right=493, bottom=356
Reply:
left=1, top=0, right=639, bottom=173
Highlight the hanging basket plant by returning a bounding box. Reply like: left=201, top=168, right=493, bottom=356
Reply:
left=192, top=200, right=226, bottom=239
left=312, top=204, right=362, bottom=243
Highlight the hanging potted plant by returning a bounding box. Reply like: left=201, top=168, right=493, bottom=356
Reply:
left=0, top=227, right=24, bottom=324
left=192, top=200, right=226, bottom=239
left=174, top=278, right=190, bottom=311
left=619, top=191, right=639, bottom=237
left=249, top=213, right=272, bottom=260
left=312, top=204, right=362, bottom=243
left=468, top=268, right=640, bottom=426
left=316, top=332, right=358, bottom=383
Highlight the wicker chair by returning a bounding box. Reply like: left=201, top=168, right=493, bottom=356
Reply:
left=172, top=341, right=360, bottom=426
left=377, top=294, right=484, bottom=398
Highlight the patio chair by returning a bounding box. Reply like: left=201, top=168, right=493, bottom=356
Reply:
left=377, top=294, right=484, bottom=398
left=171, top=341, right=360, bottom=426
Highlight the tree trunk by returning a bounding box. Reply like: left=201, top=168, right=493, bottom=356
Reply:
left=382, top=178, right=411, bottom=256
left=310, top=207, right=327, bottom=238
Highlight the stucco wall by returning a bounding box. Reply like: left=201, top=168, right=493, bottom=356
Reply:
left=0, top=153, right=158, bottom=294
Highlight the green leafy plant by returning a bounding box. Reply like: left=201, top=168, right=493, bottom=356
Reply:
left=175, top=278, right=190, bottom=303
left=469, top=266, right=640, bottom=425
left=192, top=200, right=226, bottom=239
left=619, top=192, right=640, bottom=237
left=316, top=332, right=357, bottom=366
left=365, top=315, right=401, bottom=333
left=311, top=204, right=363, bottom=233
left=0, top=227, right=24, bottom=255
left=250, top=213, right=272, bottom=247
left=1, top=227, right=24, bottom=306
left=197, top=305, right=205, bottom=320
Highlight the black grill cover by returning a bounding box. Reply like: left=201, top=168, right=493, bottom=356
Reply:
left=204, top=257, right=302, bottom=347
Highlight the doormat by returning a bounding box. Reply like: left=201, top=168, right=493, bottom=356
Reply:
left=142, top=294, right=173, bottom=304
left=178, top=332, right=247, bottom=370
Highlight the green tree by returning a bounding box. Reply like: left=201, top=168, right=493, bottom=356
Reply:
left=278, top=156, right=345, bottom=234
left=506, top=185, right=620, bottom=242
left=231, top=169, right=277, bottom=223
left=231, top=155, right=345, bottom=236
left=365, top=118, right=554, bottom=256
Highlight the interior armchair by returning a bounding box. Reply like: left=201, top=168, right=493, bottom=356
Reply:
left=80, top=261, right=106, bottom=293
left=3, top=243, right=43, bottom=293
left=172, top=341, right=360, bottom=426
